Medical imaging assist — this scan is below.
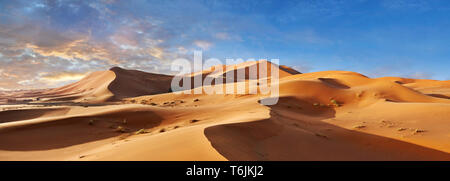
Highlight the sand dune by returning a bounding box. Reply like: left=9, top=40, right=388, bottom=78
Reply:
left=181, top=60, right=301, bottom=91
left=0, top=61, right=449, bottom=160
left=378, top=77, right=450, bottom=99
left=189, top=60, right=300, bottom=79
left=6, top=61, right=298, bottom=103
left=39, top=67, right=174, bottom=103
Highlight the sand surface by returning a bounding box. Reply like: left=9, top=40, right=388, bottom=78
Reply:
left=0, top=61, right=449, bottom=160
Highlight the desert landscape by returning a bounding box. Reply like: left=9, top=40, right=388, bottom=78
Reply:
left=1, top=0, right=450, bottom=162
left=0, top=60, right=449, bottom=161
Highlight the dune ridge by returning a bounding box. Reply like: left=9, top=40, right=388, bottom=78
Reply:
left=39, top=67, right=174, bottom=103
left=0, top=61, right=449, bottom=161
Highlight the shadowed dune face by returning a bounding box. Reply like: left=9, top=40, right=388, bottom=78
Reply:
left=0, top=108, right=70, bottom=124
left=0, top=110, right=162, bottom=151
left=204, top=97, right=450, bottom=161
left=279, top=65, right=301, bottom=75
left=318, top=78, right=350, bottom=89
left=378, top=77, right=450, bottom=98
left=30, top=67, right=174, bottom=103
left=426, top=94, right=450, bottom=99
left=175, top=60, right=301, bottom=92
left=31, top=61, right=299, bottom=103
left=107, top=67, right=174, bottom=100
left=0, top=62, right=449, bottom=161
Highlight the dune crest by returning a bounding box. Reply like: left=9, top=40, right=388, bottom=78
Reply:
left=26, top=60, right=301, bottom=103
left=0, top=63, right=449, bottom=161
left=37, top=67, right=173, bottom=103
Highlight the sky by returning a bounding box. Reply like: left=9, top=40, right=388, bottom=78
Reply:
left=1, top=0, right=450, bottom=90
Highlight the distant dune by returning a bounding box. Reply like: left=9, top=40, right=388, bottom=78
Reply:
left=40, top=67, right=173, bottom=103
left=0, top=60, right=449, bottom=161
left=15, top=61, right=300, bottom=103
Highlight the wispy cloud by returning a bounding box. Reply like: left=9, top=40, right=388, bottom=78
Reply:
left=215, top=32, right=230, bottom=40
left=1, top=0, right=449, bottom=89
left=0, top=0, right=232, bottom=89
left=39, top=72, right=88, bottom=85
left=382, top=0, right=431, bottom=11
left=194, top=40, right=213, bottom=50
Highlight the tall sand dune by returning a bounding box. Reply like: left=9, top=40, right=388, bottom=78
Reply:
left=41, top=67, right=173, bottom=102
left=29, top=60, right=299, bottom=103
left=0, top=61, right=449, bottom=161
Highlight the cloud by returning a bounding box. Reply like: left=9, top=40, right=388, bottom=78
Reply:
left=25, top=38, right=110, bottom=62
left=275, top=0, right=349, bottom=23
left=215, top=32, right=230, bottom=40
left=214, top=32, right=243, bottom=42
left=291, top=65, right=312, bottom=73
left=39, top=72, right=88, bottom=85
left=0, top=0, right=229, bottom=89
left=2, top=0, right=446, bottom=90
left=148, top=47, right=164, bottom=59
left=284, top=29, right=332, bottom=45
left=405, top=72, right=434, bottom=80
left=194, top=40, right=213, bottom=50
left=365, top=62, right=436, bottom=80
left=381, top=0, right=431, bottom=11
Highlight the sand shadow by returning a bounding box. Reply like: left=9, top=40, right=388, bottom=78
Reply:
left=0, top=108, right=70, bottom=124
left=107, top=67, right=173, bottom=100
left=427, top=94, right=450, bottom=99
left=0, top=110, right=163, bottom=151
left=204, top=97, right=450, bottom=161
left=318, top=78, right=350, bottom=89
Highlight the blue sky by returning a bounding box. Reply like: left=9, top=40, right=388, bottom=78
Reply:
left=0, top=0, right=449, bottom=89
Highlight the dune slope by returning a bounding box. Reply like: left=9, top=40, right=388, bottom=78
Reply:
left=0, top=63, right=449, bottom=161
left=39, top=67, right=173, bottom=102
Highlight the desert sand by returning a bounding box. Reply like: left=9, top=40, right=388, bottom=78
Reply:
left=0, top=60, right=449, bottom=161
